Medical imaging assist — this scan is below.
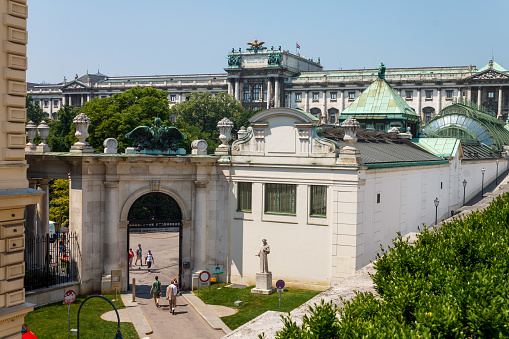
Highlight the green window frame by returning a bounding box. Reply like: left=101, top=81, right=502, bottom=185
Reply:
left=310, top=185, right=327, bottom=217
left=264, top=183, right=296, bottom=215
left=237, top=182, right=252, bottom=212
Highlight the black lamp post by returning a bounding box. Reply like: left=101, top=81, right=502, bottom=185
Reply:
left=481, top=167, right=485, bottom=196
left=462, top=179, right=467, bottom=205
left=77, top=295, right=123, bottom=339
left=496, top=159, right=499, bottom=185
left=434, top=197, right=439, bottom=226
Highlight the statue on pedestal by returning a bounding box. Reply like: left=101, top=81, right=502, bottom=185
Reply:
left=251, top=238, right=275, bottom=295
left=255, top=239, right=270, bottom=273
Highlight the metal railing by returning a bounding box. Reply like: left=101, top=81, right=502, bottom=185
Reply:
left=24, top=232, right=80, bottom=292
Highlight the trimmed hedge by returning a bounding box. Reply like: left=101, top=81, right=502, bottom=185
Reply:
left=273, top=193, right=509, bottom=338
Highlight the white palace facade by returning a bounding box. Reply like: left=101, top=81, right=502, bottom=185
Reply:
left=28, top=41, right=509, bottom=126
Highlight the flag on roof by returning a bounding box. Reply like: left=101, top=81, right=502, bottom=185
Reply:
left=296, top=43, right=300, bottom=49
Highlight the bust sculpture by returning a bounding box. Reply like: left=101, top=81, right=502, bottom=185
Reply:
left=255, top=239, right=270, bottom=273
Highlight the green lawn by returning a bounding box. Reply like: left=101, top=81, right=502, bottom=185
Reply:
left=24, top=294, right=138, bottom=339
left=196, top=284, right=321, bottom=330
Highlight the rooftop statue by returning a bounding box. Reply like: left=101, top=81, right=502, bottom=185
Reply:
left=378, top=62, right=386, bottom=80
left=125, top=117, right=186, bottom=153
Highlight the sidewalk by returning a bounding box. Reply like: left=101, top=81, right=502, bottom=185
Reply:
left=120, top=292, right=153, bottom=339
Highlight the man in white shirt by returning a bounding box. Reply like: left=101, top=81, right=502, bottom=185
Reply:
left=144, top=250, right=154, bottom=270
left=166, top=277, right=178, bottom=314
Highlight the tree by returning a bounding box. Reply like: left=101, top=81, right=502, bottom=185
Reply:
left=171, top=92, right=256, bottom=153
left=49, top=179, right=69, bottom=228
left=46, top=105, right=79, bottom=152
left=26, top=95, right=45, bottom=124
left=80, top=86, right=171, bottom=152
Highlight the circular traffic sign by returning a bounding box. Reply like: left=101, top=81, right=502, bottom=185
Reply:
left=276, top=280, right=285, bottom=289
left=199, top=270, right=210, bottom=283
left=63, top=290, right=76, bottom=305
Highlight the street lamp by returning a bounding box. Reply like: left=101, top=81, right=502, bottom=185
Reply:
left=496, top=159, right=499, bottom=185
left=481, top=167, right=485, bottom=196
left=434, top=197, right=439, bottom=226
left=77, top=295, right=123, bottom=338
left=463, top=179, right=467, bottom=205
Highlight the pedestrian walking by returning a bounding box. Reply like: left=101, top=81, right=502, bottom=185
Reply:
left=145, top=250, right=154, bottom=270
left=128, top=248, right=134, bottom=268
left=166, top=277, right=178, bottom=314
left=135, top=244, right=143, bottom=267
left=150, top=276, right=162, bottom=307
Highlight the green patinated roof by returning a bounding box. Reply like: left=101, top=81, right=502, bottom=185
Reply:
left=412, top=138, right=461, bottom=158
left=478, top=60, right=507, bottom=72
left=340, top=78, right=419, bottom=118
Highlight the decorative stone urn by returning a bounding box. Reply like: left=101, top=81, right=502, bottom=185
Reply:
left=71, top=113, right=93, bottom=153
left=215, top=117, right=234, bottom=155
left=36, top=121, right=51, bottom=152
left=25, top=121, right=37, bottom=152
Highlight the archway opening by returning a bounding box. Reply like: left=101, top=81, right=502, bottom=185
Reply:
left=127, top=192, right=184, bottom=294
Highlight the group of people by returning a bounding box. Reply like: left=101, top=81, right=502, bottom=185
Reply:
left=150, top=276, right=179, bottom=314
left=128, top=244, right=155, bottom=270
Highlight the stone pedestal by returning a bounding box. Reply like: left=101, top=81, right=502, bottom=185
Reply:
left=251, top=272, right=276, bottom=295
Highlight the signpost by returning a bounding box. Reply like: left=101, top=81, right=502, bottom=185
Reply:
left=276, top=280, right=285, bottom=312
left=64, top=290, right=76, bottom=339
left=211, top=265, right=223, bottom=285
left=111, top=270, right=122, bottom=308
left=198, top=270, right=210, bottom=293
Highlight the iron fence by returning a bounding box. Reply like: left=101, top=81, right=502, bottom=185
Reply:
left=24, top=232, right=80, bottom=292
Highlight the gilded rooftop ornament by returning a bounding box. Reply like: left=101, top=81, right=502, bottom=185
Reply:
left=125, top=117, right=186, bottom=153
left=247, top=39, right=267, bottom=53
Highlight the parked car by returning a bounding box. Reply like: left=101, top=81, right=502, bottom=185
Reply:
left=21, top=324, right=37, bottom=339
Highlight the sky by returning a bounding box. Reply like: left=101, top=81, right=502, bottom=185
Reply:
left=27, top=0, right=509, bottom=84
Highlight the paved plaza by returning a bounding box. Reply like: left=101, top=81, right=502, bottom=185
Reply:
left=129, top=231, right=224, bottom=339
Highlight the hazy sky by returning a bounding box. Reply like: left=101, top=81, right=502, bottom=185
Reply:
left=27, top=0, right=509, bottom=83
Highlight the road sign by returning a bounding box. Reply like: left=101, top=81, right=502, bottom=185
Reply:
left=63, top=290, right=76, bottom=305
left=111, top=270, right=122, bottom=289
left=199, top=270, right=210, bottom=283
left=49, top=262, right=58, bottom=268
left=277, top=288, right=284, bottom=293
left=276, top=279, right=285, bottom=289
left=212, top=265, right=223, bottom=274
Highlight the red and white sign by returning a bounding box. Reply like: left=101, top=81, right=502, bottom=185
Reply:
left=63, top=290, right=76, bottom=305
left=199, top=270, right=210, bottom=283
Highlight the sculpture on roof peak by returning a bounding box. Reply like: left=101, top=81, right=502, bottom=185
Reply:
left=378, top=62, right=386, bottom=80
left=125, top=117, right=187, bottom=153
left=247, top=39, right=267, bottom=53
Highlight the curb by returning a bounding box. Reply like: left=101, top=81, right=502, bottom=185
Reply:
left=182, top=291, right=232, bottom=334
left=120, top=292, right=154, bottom=337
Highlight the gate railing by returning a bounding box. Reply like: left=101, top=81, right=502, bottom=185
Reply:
left=24, top=232, right=80, bottom=292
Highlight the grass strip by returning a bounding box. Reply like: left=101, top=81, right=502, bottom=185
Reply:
left=196, top=283, right=321, bottom=330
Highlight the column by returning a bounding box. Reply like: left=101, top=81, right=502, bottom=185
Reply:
left=304, top=91, right=309, bottom=112
left=87, top=94, right=91, bottom=102
left=103, top=180, right=119, bottom=275
left=37, top=179, right=50, bottom=236
left=248, top=84, right=252, bottom=102
left=340, top=90, right=345, bottom=114
left=227, top=79, right=232, bottom=96
left=274, top=78, right=280, bottom=108
left=437, top=87, right=442, bottom=112
left=468, top=87, right=472, bottom=102
left=235, top=79, right=240, bottom=101
left=62, top=95, right=67, bottom=106
left=267, top=78, right=272, bottom=109
left=498, top=87, right=503, bottom=118
left=80, top=94, right=84, bottom=106
left=193, top=180, right=208, bottom=271
left=417, top=88, right=422, bottom=120
left=322, top=90, right=327, bottom=123
left=458, top=87, right=462, bottom=102
left=477, top=87, right=482, bottom=106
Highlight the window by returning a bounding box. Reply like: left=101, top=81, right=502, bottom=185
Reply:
left=53, top=100, right=59, bottom=107
left=43, top=100, right=49, bottom=107
left=310, top=186, right=327, bottom=217
left=425, top=90, right=433, bottom=99
left=377, top=193, right=381, bottom=204
left=330, top=114, right=336, bottom=124
left=375, top=122, right=385, bottom=131
left=462, top=91, right=466, bottom=97
left=237, top=182, right=252, bottom=212
left=295, top=93, right=302, bottom=102
left=348, top=92, right=355, bottom=100
left=265, top=183, right=296, bottom=215
left=263, top=90, right=267, bottom=101
left=170, top=94, right=176, bottom=102
left=406, top=90, right=413, bottom=99
left=446, top=90, right=453, bottom=98
left=425, top=113, right=431, bottom=123
left=330, top=92, right=337, bottom=101
left=253, top=84, right=261, bottom=100
left=312, top=92, right=319, bottom=102
left=243, top=90, right=249, bottom=101
left=488, top=92, right=494, bottom=98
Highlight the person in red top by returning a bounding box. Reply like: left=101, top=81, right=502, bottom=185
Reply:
left=128, top=248, right=134, bottom=268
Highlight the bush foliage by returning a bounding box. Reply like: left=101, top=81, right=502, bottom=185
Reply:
left=274, top=193, right=509, bottom=338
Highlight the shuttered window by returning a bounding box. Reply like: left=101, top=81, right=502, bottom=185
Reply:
left=265, top=184, right=296, bottom=215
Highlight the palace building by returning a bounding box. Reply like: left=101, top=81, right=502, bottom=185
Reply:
left=28, top=41, right=509, bottom=126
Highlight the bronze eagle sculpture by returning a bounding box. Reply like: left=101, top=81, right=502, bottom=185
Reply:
left=125, top=117, right=186, bottom=152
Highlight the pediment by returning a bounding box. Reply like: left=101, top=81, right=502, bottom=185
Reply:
left=466, top=69, right=509, bottom=82
left=63, top=81, right=88, bottom=89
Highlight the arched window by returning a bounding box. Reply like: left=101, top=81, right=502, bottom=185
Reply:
left=310, top=108, right=321, bottom=118
left=328, top=108, right=339, bottom=124
left=423, top=106, right=435, bottom=123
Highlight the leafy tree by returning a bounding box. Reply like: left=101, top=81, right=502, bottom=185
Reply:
left=80, top=86, right=171, bottom=152
left=171, top=92, right=256, bottom=153
left=49, top=179, right=69, bottom=228
left=26, top=95, right=45, bottom=124
left=46, top=106, right=79, bottom=152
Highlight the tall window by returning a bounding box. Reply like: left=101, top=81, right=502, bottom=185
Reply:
left=348, top=92, right=355, bottom=100
left=170, top=94, right=176, bottom=102
left=263, top=90, right=267, bottom=101
left=237, top=182, right=252, bottom=212
left=310, top=186, right=327, bottom=217
left=425, top=90, right=433, bottom=99
left=406, top=90, right=413, bottom=99
left=265, top=184, right=296, bottom=215
left=330, top=92, right=337, bottom=100
left=488, top=92, right=494, bottom=98
left=243, top=90, right=249, bottom=101
left=53, top=100, right=59, bottom=107
left=253, top=85, right=261, bottom=100
left=312, top=92, right=319, bottom=101
left=446, top=90, right=453, bottom=98
left=295, top=93, right=302, bottom=102
left=43, top=100, right=49, bottom=107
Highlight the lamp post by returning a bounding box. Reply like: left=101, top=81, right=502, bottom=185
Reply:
left=77, top=295, right=123, bottom=338
left=496, top=159, right=499, bottom=185
left=481, top=167, right=485, bottom=196
left=463, top=179, right=467, bottom=205
left=434, top=197, right=439, bottom=226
